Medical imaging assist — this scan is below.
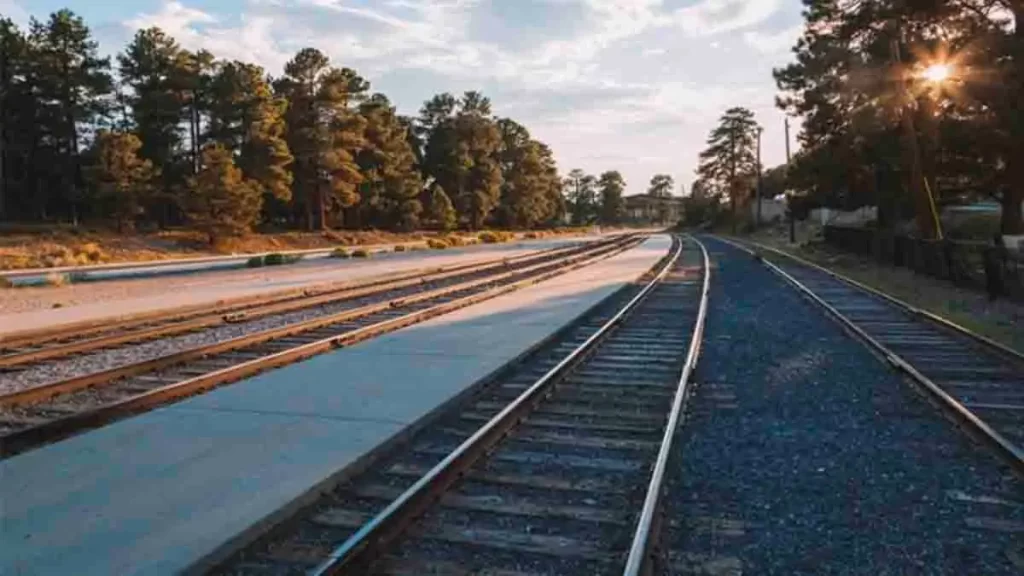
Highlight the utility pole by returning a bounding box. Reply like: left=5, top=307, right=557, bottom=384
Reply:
left=785, top=117, right=795, bottom=243
left=755, top=126, right=763, bottom=229
left=890, top=35, right=943, bottom=240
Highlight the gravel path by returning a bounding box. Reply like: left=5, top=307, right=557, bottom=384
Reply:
left=662, top=236, right=1024, bottom=575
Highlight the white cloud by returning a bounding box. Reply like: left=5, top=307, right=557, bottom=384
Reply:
left=743, top=24, right=802, bottom=54
left=0, top=0, right=29, bottom=26
left=673, top=0, right=780, bottom=36
left=641, top=47, right=666, bottom=56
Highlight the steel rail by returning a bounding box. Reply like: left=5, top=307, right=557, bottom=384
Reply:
left=0, top=237, right=635, bottom=408
left=0, top=243, right=586, bottom=361
left=309, top=237, right=685, bottom=576
left=716, top=235, right=1024, bottom=477
left=622, top=234, right=711, bottom=576
left=739, top=238, right=1024, bottom=366
left=0, top=237, right=643, bottom=457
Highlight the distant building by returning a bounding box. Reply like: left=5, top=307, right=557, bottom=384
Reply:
left=624, top=194, right=685, bottom=225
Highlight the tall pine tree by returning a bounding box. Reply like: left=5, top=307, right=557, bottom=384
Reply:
left=356, top=94, right=423, bottom=231
left=28, top=9, right=112, bottom=224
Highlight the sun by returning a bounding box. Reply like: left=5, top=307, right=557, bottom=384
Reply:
left=920, top=63, right=952, bottom=83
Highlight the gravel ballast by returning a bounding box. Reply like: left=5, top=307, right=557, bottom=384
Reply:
left=662, top=236, right=1024, bottom=575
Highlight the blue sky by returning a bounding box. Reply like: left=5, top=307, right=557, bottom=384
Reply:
left=4, top=0, right=805, bottom=195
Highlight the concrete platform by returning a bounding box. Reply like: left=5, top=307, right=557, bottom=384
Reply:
left=0, top=234, right=671, bottom=576
left=0, top=236, right=600, bottom=338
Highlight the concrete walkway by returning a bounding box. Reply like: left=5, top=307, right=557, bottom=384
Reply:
left=0, top=235, right=670, bottom=576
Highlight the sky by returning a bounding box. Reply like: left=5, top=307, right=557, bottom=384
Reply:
left=4, top=0, right=806, bottom=196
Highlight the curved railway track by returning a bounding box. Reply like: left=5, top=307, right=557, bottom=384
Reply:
left=725, top=237, right=1024, bottom=476
left=207, top=234, right=710, bottom=576
left=0, top=235, right=641, bottom=457
left=0, top=242, right=590, bottom=367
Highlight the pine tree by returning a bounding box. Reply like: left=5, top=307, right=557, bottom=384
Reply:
left=564, top=168, right=597, bottom=225
left=208, top=61, right=293, bottom=222
left=597, top=171, right=626, bottom=225
left=420, top=91, right=503, bottom=229
left=0, top=18, right=32, bottom=220
left=276, top=48, right=368, bottom=229
left=84, top=131, right=157, bottom=232
left=357, top=94, right=423, bottom=231
left=494, top=118, right=558, bottom=228
left=647, top=174, right=674, bottom=198
left=176, top=48, right=215, bottom=175
left=426, top=183, right=456, bottom=231
left=697, top=107, right=759, bottom=228
left=28, top=9, right=112, bottom=224
left=184, top=143, right=262, bottom=243
left=118, top=27, right=188, bottom=225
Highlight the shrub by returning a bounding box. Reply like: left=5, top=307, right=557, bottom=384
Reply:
left=523, top=232, right=539, bottom=239
left=443, top=235, right=466, bottom=247
left=247, top=256, right=265, bottom=268
left=427, top=238, right=449, bottom=250
left=478, top=230, right=514, bottom=244
left=394, top=244, right=408, bottom=252
left=352, top=249, right=371, bottom=258
left=330, top=247, right=351, bottom=259
left=52, top=302, right=64, bottom=308
left=263, top=252, right=286, bottom=266
left=0, top=277, right=13, bottom=289
left=76, top=242, right=106, bottom=263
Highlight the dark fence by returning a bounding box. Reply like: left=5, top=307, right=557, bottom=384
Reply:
left=823, top=225, right=1024, bottom=301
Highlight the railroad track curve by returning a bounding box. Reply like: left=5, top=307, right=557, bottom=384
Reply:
left=207, top=234, right=710, bottom=575
left=722, top=236, right=1024, bottom=477
left=0, top=235, right=641, bottom=457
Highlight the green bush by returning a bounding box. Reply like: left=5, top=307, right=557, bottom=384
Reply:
left=263, top=253, right=287, bottom=266
left=247, top=256, right=265, bottom=268
left=352, top=249, right=372, bottom=258
left=0, top=276, right=13, bottom=289
left=394, top=244, right=408, bottom=252
left=427, top=238, right=449, bottom=250
left=329, top=247, right=351, bottom=259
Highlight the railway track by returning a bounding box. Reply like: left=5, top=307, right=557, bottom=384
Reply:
left=0, top=235, right=641, bottom=457
left=206, top=234, right=709, bottom=576
left=728, top=237, right=1024, bottom=476
left=0, top=242, right=589, bottom=367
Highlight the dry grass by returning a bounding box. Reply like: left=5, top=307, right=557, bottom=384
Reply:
left=748, top=228, right=1024, bottom=355
left=0, top=225, right=597, bottom=271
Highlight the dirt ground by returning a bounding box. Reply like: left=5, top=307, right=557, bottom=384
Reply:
left=748, top=224, right=1024, bottom=355
left=0, top=227, right=596, bottom=271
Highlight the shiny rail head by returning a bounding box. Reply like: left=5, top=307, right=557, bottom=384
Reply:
left=308, top=236, right=684, bottom=576
left=622, top=234, right=711, bottom=576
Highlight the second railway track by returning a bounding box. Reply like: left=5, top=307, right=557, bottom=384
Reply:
left=0, top=235, right=641, bottom=457
left=731, top=238, right=1024, bottom=475
left=207, top=234, right=709, bottom=575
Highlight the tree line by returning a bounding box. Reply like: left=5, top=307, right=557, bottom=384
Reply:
left=771, top=0, right=1024, bottom=237
left=0, top=9, right=632, bottom=242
